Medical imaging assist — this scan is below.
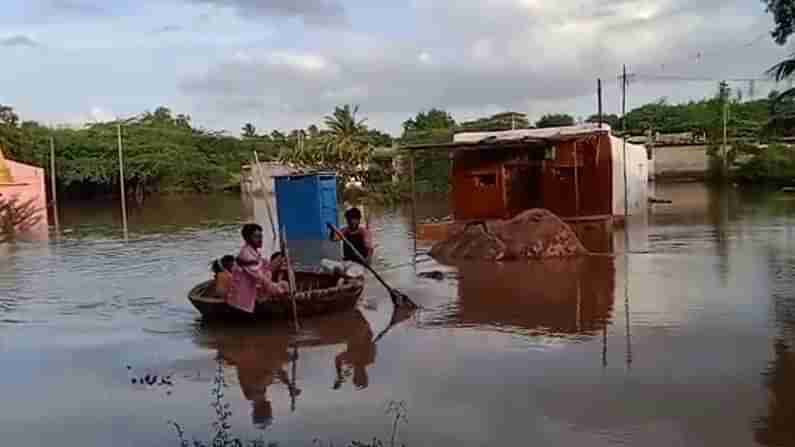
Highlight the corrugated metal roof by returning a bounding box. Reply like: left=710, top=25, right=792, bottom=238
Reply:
left=453, top=123, right=611, bottom=143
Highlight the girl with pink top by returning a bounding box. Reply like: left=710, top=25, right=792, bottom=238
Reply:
left=226, top=223, right=289, bottom=313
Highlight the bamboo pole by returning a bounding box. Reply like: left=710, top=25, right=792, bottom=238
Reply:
left=409, top=151, right=417, bottom=269
left=117, top=124, right=128, bottom=239
left=280, top=226, right=300, bottom=332
left=253, top=151, right=278, bottom=242
left=49, top=137, right=60, bottom=233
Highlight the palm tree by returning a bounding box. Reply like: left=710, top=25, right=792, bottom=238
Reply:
left=241, top=123, right=257, bottom=138
left=321, top=105, right=372, bottom=183
left=766, top=59, right=795, bottom=133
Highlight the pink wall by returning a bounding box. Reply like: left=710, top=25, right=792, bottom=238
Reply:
left=0, top=160, right=49, bottom=240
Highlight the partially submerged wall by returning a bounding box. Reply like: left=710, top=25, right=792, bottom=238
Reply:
left=1, top=160, right=49, bottom=239
left=610, top=136, right=649, bottom=217
left=652, top=145, right=709, bottom=181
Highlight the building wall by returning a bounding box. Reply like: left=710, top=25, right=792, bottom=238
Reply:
left=541, top=135, right=614, bottom=218
left=652, top=145, right=709, bottom=180
left=242, top=162, right=295, bottom=195
left=451, top=151, right=509, bottom=220
left=1, top=160, right=49, bottom=239
left=451, top=134, right=619, bottom=221
left=610, top=136, right=648, bottom=217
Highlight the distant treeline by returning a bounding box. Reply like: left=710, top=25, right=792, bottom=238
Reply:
left=1, top=82, right=793, bottom=198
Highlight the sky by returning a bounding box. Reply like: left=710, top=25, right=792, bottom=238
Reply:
left=0, top=0, right=793, bottom=135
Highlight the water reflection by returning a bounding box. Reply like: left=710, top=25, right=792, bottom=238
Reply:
left=425, top=257, right=615, bottom=339
left=756, top=339, right=795, bottom=446
left=756, top=245, right=795, bottom=446
left=194, top=310, right=381, bottom=427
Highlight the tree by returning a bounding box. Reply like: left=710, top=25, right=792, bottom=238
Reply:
left=0, top=104, right=22, bottom=157
left=762, top=0, right=795, bottom=45
left=241, top=123, right=257, bottom=138
left=586, top=113, right=621, bottom=129
left=279, top=105, right=373, bottom=186
left=460, top=112, right=529, bottom=131
left=402, top=109, right=456, bottom=132
left=535, top=114, right=575, bottom=128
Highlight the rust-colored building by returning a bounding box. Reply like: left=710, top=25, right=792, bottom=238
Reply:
left=407, top=125, right=649, bottom=253
left=409, top=124, right=648, bottom=222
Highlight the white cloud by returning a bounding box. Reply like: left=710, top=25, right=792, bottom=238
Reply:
left=1, top=0, right=792, bottom=134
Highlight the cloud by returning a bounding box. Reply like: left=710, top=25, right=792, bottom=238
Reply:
left=0, top=35, right=39, bottom=48
left=49, top=0, right=107, bottom=16
left=1, top=0, right=791, bottom=135
left=186, top=0, right=346, bottom=25
left=178, top=0, right=791, bottom=133
left=152, top=25, right=183, bottom=34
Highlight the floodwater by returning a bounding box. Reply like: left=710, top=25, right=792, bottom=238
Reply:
left=3, top=183, right=795, bottom=446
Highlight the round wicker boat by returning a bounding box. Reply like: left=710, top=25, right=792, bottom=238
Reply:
left=188, top=271, right=365, bottom=322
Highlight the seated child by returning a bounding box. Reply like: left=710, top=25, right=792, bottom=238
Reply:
left=269, top=252, right=287, bottom=284
left=211, top=255, right=236, bottom=298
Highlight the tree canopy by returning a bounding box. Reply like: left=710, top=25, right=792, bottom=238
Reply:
left=460, top=112, right=529, bottom=132
left=762, top=0, right=795, bottom=45
left=535, top=114, right=575, bottom=128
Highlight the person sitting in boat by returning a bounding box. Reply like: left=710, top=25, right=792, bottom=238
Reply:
left=269, top=252, right=287, bottom=283
left=329, top=207, right=374, bottom=265
left=210, top=255, right=235, bottom=298
left=227, top=223, right=289, bottom=313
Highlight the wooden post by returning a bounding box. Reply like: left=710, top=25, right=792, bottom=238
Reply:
left=573, top=142, right=580, bottom=218
left=49, top=137, right=60, bottom=233
left=117, top=124, right=128, bottom=239
left=253, top=151, right=277, bottom=242
left=280, top=226, right=300, bottom=332
left=409, top=150, right=417, bottom=268
left=624, top=255, right=632, bottom=369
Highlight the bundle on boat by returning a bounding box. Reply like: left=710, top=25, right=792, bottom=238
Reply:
left=429, top=209, right=588, bottom=262
left=188, top=271, right=365, bottom=322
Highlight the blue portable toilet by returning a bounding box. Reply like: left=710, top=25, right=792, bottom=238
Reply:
left=273, top=172, right=339, bottom=241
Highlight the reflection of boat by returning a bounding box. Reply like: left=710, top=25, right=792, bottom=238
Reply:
left=187, top=271, right=364, bottom=322
left=194, top=309, right=379, bottom=426
left=430, top=257, right=615, bottom=337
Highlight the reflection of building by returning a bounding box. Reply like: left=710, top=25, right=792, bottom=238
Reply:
left=755, top=339, right=795, bottom=446
left=0, top=147, right=48, bottom=239
left=437, top=258, right=615, bottom=336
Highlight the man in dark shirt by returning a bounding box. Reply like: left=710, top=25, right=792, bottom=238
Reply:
left=330, top=207, right=374, bottom=265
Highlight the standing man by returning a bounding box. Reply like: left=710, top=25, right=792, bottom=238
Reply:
left=330, top=207, right=374, bottom=265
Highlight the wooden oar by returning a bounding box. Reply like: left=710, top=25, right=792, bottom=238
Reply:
left=326, top=223, right=418, bottom=309
left=280, top=226, right=300, bottom=331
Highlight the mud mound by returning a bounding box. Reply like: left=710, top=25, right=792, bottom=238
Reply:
left=429, top=209, right=588, bottom=262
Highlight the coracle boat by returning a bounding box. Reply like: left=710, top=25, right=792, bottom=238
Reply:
left=188, top=271, right=365, bottom=322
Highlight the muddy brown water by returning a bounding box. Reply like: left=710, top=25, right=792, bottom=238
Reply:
left=3, top=183, right=795, bottom=446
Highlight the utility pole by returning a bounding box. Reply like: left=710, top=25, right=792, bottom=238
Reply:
left=117, top=123, right=128, bottom=239
left=597, top=78, right=603, bottom=128
left=49, top=137, right=60, bottom=233
left=621, top=65, right=629, bottom=220
left=722, top=94, right=729, bottom=177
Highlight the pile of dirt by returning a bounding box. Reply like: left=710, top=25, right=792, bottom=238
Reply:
left=429, top=209, right=588, bottom=262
